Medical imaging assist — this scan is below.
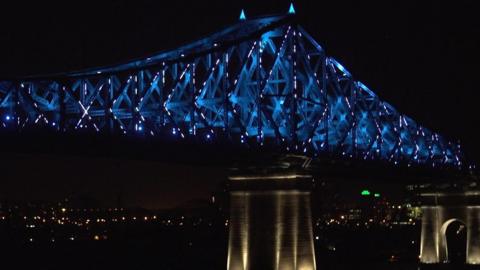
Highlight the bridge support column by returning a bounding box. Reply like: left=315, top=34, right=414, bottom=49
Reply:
left=227, top=171, right=316, bottom=270
left=467, top=206, right=480, bottom=264
left=419, top=191, right=480, bottom=265
left=419, top=206, right=442, bottom=263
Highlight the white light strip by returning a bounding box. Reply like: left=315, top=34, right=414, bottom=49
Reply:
left=228, top=174, right=312, bottom=181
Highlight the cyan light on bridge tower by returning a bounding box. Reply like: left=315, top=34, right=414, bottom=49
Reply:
left=288, top=3, right=296, bottom=14
left=239, top=9, right=246, bottom=21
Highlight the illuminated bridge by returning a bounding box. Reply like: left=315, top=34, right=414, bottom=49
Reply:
left=0, top=6, right=473, bottom=268
left=0, top=9, right=462, bottom=169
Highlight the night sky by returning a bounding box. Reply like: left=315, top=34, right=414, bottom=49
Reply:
left=0, top=0, right=478, bottom=208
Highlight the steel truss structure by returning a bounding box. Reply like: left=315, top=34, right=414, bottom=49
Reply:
left=0, top=15, right=462, bottom=168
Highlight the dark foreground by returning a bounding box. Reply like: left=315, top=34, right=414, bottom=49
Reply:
left=1, top=222, right=479, bottom=270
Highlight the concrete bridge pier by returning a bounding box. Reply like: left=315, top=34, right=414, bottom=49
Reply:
left=419, top=191, right=480, bottom=264
left=226, top=165, right=316, bottom=270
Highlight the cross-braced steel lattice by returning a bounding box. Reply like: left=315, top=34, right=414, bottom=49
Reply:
left=0, top=15, right=462, bottom=168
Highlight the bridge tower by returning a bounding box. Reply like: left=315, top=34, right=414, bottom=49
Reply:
left=226, top=156, right=316, bottom=270
left=419, top=190, right=480, bottom=264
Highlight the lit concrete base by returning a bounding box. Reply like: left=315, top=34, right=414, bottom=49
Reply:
left=419, top=192, right=480, bottom=264
left=227, top=190, right=316, bottom=270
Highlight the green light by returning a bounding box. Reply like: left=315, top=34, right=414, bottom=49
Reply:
left=374, top=193, right=380, bottom=198
left=361, top=190, right=371, bottom=196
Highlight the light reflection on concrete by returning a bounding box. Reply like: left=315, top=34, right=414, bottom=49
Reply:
left=227, top=190, right=316, bottom=270
left=419, top=205, right=480, bottom=264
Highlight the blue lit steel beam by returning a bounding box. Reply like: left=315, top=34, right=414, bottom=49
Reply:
left=0, top=14, right=463, bottom=168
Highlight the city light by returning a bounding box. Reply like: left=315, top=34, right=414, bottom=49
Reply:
left=361, top=190, right=371, bottom=196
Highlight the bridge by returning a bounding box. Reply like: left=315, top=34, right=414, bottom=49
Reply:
left=0, top=5, right=475, bottom=268
left=0, top=8, right=463, bottom=169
